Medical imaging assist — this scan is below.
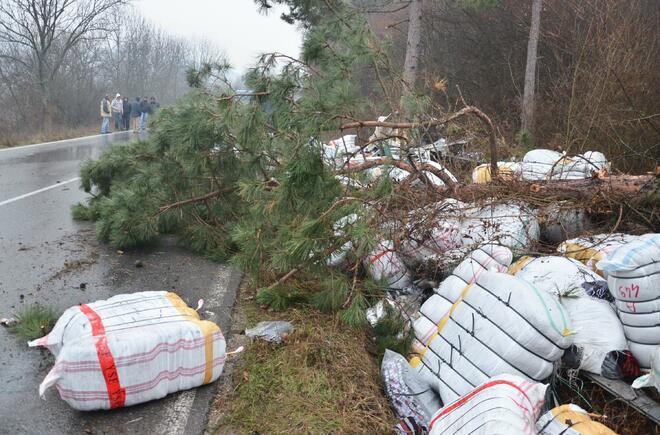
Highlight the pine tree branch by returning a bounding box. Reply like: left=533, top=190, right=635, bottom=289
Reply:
left=263, top=267, right=299, bottom=291
left=340, top=105, right=499, bottom=178
left=218, top=92, right=270, bottom=101
left=155, top=187, right=234, bottom=216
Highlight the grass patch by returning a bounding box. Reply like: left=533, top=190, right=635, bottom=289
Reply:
left=210, top=287, right=396, bottom=434
left=0, top=124, right=99, bottom=149
left=9, top=304, right=58, bottom=341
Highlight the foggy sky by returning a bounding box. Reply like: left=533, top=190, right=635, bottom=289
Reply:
left=136, top=0, right=303, bottom=75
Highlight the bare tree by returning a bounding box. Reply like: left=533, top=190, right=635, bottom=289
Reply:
left=402, top=0, right=422, bottom=95
left=521, top=0, right=542, bottom=135
left=0, top=0, right=126, bottom=125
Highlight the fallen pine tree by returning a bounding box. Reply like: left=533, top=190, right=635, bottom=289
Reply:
left=71, top=0, right=658, bottom=324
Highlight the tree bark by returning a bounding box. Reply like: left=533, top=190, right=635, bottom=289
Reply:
left=402, top=0, right=423, bottom=118
left=521, top=0, right=542, bottom=135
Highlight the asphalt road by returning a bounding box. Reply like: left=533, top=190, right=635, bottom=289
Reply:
left=0, top=133, right=240, bottom=435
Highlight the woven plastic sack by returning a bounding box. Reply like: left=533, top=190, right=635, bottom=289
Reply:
left=536, top=404, right=616, bottom=435
left=509, top=256, right=605, bottom=297
left=458, top=202, right=540, bottom=254
left=428, top=374, right=547, bottom=435
left=472, top=162, right=521, bottom=184
left=510, top=256, right=633, bottom=377
left=411, top=266, right=571, bottom=404
left=557, top=233, right=639, bottom=276
left=538, top=203, right=588, bottom=244
left=521, top=149, right=609, bottom=181
left=598, top=234, right=660, bottom=369
left=381, top=349, right=442, bottom=428
left=29, top=291, right=226, bottom=411
left=632, top=345, right=660, bottom=393
left=364, top=240, right=412, bottom=290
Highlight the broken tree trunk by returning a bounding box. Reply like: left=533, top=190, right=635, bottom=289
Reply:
left=449, top=175, right=657, bottom=204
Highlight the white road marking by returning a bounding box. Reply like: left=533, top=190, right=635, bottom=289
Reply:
left=154, top=266, right=232, bottom=435
left=0, top=177, right=80, bottom=207
left=156, top=389, right=197, bottom=435
left=0, top=131, right=131, bottom=153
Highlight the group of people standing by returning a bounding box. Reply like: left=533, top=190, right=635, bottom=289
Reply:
left=100, top=94, right=159, bottom=134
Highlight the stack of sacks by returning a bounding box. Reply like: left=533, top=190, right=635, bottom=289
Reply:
left=364, top=240, right=412, bottom=291
left=536, top=404, right=617, bottom=435
left=632, top=345, right=660, bottom=393
left=29, top=292, right=226, bottom=410
left=557, top=233, right=640, bottom=276
left=510, top=256, right=634, bottom=379
left=411, top=247, right=571, bottom=404
left=428, top=374, right=547, bottom=435
left=598, top=234, right=660, bottom=370
left=521, top=149, right=609, bottom=181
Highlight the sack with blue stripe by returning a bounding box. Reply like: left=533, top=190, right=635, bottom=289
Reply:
left=598, top=234, right=660, bottom=369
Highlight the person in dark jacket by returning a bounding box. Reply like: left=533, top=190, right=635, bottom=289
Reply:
left=130, top=97, right=141, bottom=132
left=149, top=96, right=160, bottom=113
left=139, top=97, right=151, bottom=132
left=122, top=97, right=130, bottom=130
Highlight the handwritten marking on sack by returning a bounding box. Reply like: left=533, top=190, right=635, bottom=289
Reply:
left=618, top=284, right=640, bottom=299
left=626, top=302, right=637, bottom=313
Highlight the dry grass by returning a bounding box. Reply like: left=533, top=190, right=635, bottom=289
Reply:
left=0, top=124, right=100, bottom=148
left=208, top=285, right=396, bottom=434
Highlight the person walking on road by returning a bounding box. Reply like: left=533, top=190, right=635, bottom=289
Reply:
left=130, top=97, right=141, bottom=132
left=111, top=93, right=123, bottom=131
left=139, top=97, right=151, bottom=132
left=100, top=95, right=112, bottom=134
left=122, top=96, right=131, bottom=130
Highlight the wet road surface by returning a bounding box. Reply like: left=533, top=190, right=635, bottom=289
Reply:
left=0, top=133, right=240, bottom=434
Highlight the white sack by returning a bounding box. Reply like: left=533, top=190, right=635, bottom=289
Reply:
left=536, top=404, right=617, bottom=435
left=598, top=234, right=660, bottom=369
left=29, top=291, right=226, bottom=411
left=411, top=268, right=570, bottom=404
left=509, top=256, right=604, bottom=297
left=538, top=203, right=588, bottom=244
left=428, top=374, right=547, bottom=435
left=632, top=345, right=660, bottom=393
left=381, top=349, right=442, bottom=427
left=557, top=233, right=640, bottom=276
left=364, top=240, right=412, bottom=290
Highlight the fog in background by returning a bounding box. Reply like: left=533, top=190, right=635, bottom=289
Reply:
left=0, top=0, right=302, bottom=145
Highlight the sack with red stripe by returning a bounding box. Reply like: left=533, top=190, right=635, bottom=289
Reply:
left=428, top=374, right=547, bottom=435
left=29, top=291, right=226, bottom=411
left=364, top=240, right=412, bottom=290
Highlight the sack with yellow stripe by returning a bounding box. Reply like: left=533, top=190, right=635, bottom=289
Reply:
left=29, top=291, right=226, bottom=410
left=411, top=251, right=571, bottom=405
left=557, top=233, right=640, bottom=277
left=536, top=404, right=617, bottom=435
